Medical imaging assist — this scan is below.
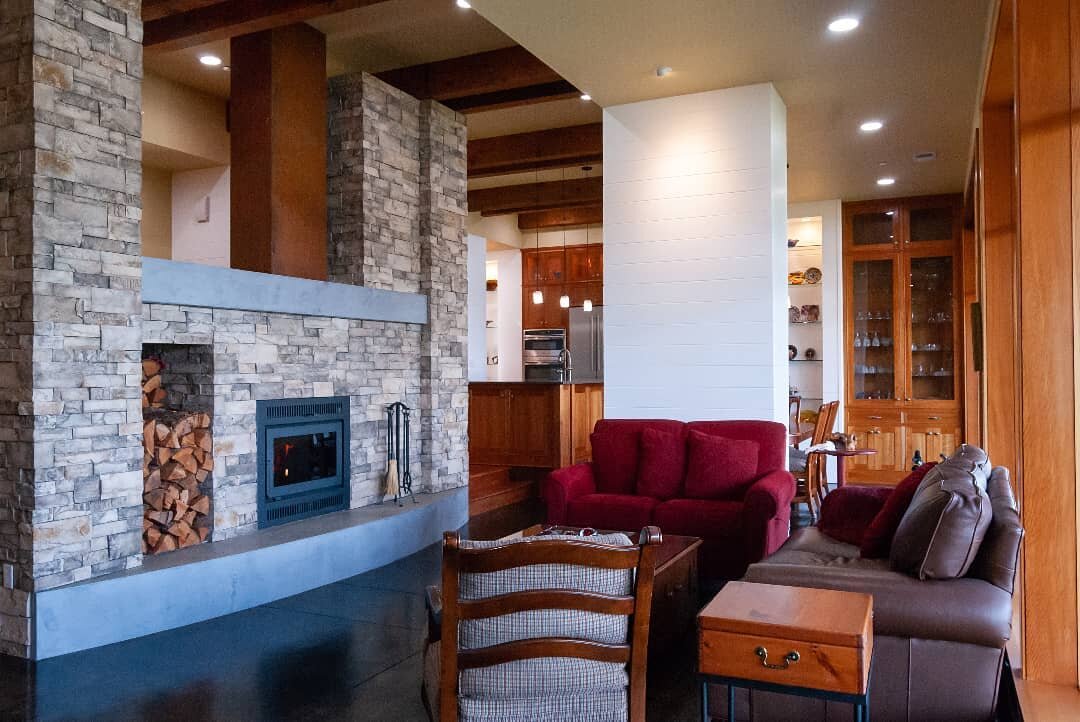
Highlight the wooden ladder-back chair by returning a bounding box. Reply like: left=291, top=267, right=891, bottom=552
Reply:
left=423, top=527, right=662, bottom=722
left=791, top=401, right=838, bottom=521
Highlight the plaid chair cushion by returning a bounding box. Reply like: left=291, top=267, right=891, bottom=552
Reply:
left=456, top=533, right=634, bottom=722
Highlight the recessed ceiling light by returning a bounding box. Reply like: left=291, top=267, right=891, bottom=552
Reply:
left=877, top=177, right=896, bottom=186
left=456, top=0, right=471, bottom=8
left=580, top=93, right=591, bottom=101
left=199, top=54, right=223, bottom=67
left=828, top=17, right=860, bottom=33
left=859, top=120, right=883, bottom=132
left=656, top=66, right=673, bottom=78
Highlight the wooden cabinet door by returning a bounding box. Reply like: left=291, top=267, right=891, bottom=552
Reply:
left=507, top=386, right=567, bottom=467
left=566, top=247, right=589, bottom=282
left=543, top=297, right=567, bottom=331
left=569, top=282, right=602, bottom=308
left=845, top=410, right=906, bottom=484
left=904, top=409, right=961, bottom=465
left=468, top=386, right=510, bottom=465
left=571, top=384, right=604, bottom=463
left=844, top=199, right=902, bottom=252
left=538, top=250, right=566, bottom=284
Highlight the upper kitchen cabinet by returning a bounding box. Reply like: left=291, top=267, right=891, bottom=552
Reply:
left=906, top=195, right=962, bottom=247
left=521, top=245, right=604, bottom=331
left=566, top=245, right=603, bottom=282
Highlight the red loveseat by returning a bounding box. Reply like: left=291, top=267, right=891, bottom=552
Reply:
left=543, top=419, right=795, bottom=580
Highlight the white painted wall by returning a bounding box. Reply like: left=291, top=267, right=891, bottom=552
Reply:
left=171, top=166, right=230, bottom=267
left=488, top=249, right=523, bottom=381
left=467, top=234, right=488, bottom=382
left=602, top=83, right=788, bottom=422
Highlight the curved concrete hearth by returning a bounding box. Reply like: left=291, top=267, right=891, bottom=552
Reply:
left=31, top=488, right=467, bottom=660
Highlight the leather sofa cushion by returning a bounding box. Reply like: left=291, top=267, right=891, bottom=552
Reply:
left=968, top=466, right=1023, bottom=594
left=891, top=455, right=992, bottom=580
left=636, top=427, right=686, bottom=500
left=653, top=498, right=744, bottom=539
left=746, top=529, right=1013, bottom=648
left=818, top=485, right=892, bottom=546
left=860, top=462, right=938, bottom=558
left=566, top=493, right=659, bottom=531
left=683, top=430, right=759, bottom=499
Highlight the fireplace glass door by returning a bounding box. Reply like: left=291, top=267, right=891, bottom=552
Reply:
left=265, top=421, right=344, bottom=498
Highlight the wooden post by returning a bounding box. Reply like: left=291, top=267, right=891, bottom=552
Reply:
left=230, top=24, right=328, bottom=281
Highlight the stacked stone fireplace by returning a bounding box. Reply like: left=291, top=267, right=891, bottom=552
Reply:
left=0, top=0, right=468, bottom=660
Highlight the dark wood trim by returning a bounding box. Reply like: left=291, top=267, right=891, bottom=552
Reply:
left=518, top=205, right=602, bottom=230
left=468, top=176, right=602, bottom=216
left=457, top=538, right=640, bottom=572
left=376, top=46, right=578, bottom=114
left=469, top=123, right=602, bottom=178
left=459, top=638, right=631, bottom=668
left=439, top=532, right=462, bottom=722
left=143, top=0, right=222, bottom=22
left=145, top=0, right=389, bottom=52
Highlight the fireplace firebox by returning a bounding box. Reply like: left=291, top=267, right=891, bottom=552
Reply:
left=257, top=397, right=350, bottom=528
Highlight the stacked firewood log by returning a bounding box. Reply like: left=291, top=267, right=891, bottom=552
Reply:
left=141, top=355, right=213, bottom=554
left=142, top=357, right=168, bottom=408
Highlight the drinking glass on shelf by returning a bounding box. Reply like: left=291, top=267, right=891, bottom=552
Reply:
left=871, top=332, right=881, bottom=347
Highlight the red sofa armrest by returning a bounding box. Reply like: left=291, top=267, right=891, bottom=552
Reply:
left=742, top=469, right=796, bottom=562
left=543, top=463, right=597, bottom=524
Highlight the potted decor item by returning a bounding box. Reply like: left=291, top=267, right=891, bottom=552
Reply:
left=804, top=347, right=817, bottom=360
left=789, top=345, right=798, bottom=361
left=802, top=304, right=820, bottom=322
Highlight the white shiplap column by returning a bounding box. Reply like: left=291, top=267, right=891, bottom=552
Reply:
left=602, top=83, right=788, bottom=422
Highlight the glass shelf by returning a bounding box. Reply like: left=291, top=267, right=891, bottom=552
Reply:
left=789, top=321, right=822, bottom=325
left=788, top=283, right=821, bottom=287
left=790, top=359, right=823, bottom=363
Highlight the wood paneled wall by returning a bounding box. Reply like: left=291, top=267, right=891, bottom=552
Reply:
left=981, top=0, right=1080, bottom=686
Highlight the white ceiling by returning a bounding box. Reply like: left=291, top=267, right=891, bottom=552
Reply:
left=467, top=0, right=994, bottom=202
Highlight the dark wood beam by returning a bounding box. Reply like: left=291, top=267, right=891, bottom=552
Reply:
left=518, top=205, right=602, bottom=230
left=377, top=46, right=580, bottom=114
left=145, top=0, right=389, bottom=52
left=143, top=0, right=223, bottom=23
left=468, top=177, right=601, bottom=217
left=469, top=123, right=602, bottom=178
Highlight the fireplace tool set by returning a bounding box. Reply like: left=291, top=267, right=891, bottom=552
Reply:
left=385, top=402, right=417, bottom=506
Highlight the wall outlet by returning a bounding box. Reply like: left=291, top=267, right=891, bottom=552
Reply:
left=2, top=563, right=13, bottom=589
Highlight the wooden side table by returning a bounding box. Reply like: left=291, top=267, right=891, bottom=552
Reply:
left=698, top=582, right=873, bottom=721
left=811, top=447, right=878, bottom=488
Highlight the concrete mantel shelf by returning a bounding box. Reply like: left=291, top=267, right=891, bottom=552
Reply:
left=142, top=258, right=428, bottom=325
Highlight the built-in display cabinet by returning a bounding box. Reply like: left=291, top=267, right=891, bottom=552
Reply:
left=843, top=194, right=963, bottom=483
left=521, top=245, right=603, bottom=330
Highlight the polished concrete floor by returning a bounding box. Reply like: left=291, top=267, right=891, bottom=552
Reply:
left=0, top=499, right=703, bottom=721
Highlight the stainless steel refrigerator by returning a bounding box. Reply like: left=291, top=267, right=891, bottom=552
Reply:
left=568, top=307, right=604, bottom=383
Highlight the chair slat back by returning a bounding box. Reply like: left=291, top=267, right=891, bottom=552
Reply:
left=810, top=401, right=834, bottom=445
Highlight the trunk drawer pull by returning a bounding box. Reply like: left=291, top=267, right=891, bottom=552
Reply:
left=755, top=646, right=800, bottom=670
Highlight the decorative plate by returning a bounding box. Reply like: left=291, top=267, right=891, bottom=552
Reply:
left=788, top=271, right=805, bottom=285
left=804, top=267, right=823, bottom=284
left=789, top=344, right=798, bottom=361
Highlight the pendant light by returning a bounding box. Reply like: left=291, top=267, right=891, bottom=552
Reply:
left=531, top=168, right=543, bottom=305
left=558, top=168, right=571, bottom=309
left=582, top=166, right=594, bottom=312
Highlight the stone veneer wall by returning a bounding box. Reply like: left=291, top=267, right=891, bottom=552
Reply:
left=418, top=101, right=469, bottom=492
left=0, top=0, right=36, bottom=658
left=143, top=305, right=424, bottom=537
left=0, top=0, right=145, bottom=657
left=327, top=73, right=421, bottom=292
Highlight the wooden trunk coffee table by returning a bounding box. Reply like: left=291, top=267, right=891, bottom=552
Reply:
left=698, top=581, right=873, bottom=721
left=517, top=525, right=703, bottom=654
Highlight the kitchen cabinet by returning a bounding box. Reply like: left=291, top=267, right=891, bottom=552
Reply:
left=843, top=194, right=963, bottom=484
left=468, top=382, right=603, bottom=468
left=521, top=245, right=604, bottom=331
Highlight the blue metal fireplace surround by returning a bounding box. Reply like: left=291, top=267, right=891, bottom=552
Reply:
left=257, top=396, right=350, bottom=528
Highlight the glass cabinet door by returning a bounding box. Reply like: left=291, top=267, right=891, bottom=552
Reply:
left=851, top=259, right=896, bottom=400
left=908, top=204, right=955, bottom=244
left=850, top=207, right=898, bottom=247
left=908, top=256, right=955, bottom=400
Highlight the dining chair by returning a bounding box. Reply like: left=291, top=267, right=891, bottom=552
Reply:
left=790, top=401, right=837, bottom=521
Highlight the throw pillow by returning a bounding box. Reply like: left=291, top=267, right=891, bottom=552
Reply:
left=683, top=430, right=760, bottom=499
left=590, top=430, right=640, bottom=494
left=859, top=462, right=938, bottom=559
left=636, top=427, right=686, bottom=500
left=890, top=464, right=993, bottom=580
left=818, top=485, right=893, bottom=546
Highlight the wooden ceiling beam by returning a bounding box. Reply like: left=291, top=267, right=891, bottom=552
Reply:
left=469, top=123, right=602, bottom=178
left=468, top=177, right=602, bottom=216
left=518, top=205, right=602, bottom=230
left=145, top=0, right=389, bottom=53
left=377, top=46, right=580, bottom=114
left=143, top=0, right=224, bottom=23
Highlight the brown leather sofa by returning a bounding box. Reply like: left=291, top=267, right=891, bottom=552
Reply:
left=723, top=453, right=1022, bottom=722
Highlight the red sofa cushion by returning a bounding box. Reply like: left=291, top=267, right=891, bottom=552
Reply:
left=818, top=485, right=893, bottom=546
left=565, top=493, right=659, bottom=532
left=683, top=430, right=760, bottom=499
left=636, top=427, right=686, bottom=500
left=590, top=430, right=641, bottom=494
left=653, top=498, right=744, bottom=539
left=860, top=462, right=939, bottom=558
left=685, top=420, right=786, bottom=477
